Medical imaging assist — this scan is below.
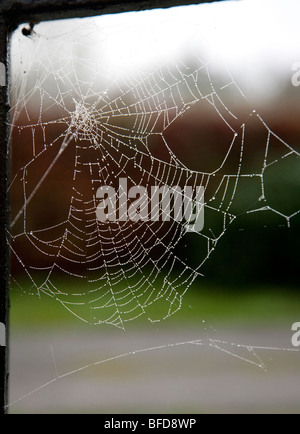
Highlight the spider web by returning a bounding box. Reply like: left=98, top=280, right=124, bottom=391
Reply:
left=8, top=6, right=300, bottom=329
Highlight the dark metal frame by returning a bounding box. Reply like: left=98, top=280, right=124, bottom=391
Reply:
left=0, top=0, right=223, bottom=414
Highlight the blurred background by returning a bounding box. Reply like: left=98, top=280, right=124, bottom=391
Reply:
left=8, top=0, right=300, bottom=413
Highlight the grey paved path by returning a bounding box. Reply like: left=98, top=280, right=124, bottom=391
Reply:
left=8, top=323, right=300, bottom=414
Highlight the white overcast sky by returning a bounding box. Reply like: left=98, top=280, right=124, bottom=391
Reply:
left=10, top=0, right=300, bottom=101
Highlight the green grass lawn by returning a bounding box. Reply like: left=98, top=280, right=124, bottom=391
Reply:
left=9, top=282, right=300, bottom=329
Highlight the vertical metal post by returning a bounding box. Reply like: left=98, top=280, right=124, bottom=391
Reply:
left=0, top=16, right=9, bottom=415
